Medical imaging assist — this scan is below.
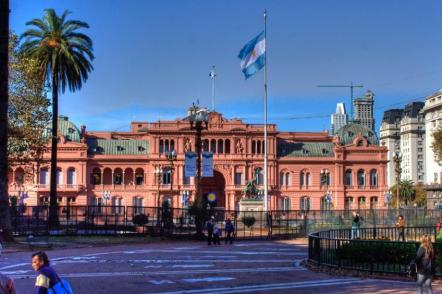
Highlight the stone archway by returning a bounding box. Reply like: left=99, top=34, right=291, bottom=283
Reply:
left=200, top=170, right=226, bottom=208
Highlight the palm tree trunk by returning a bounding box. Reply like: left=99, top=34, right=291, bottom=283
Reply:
left=0, top=0, right=12, bottom=239
left=49, top=73, right=59, bottom=228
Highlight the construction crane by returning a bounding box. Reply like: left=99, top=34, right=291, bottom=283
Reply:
left=317, top=82, right=363, bottom=120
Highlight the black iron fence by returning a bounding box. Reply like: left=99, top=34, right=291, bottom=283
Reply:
left=9, top=205, right=442, bottom=240
left=309, top=226, right=442, bottom=276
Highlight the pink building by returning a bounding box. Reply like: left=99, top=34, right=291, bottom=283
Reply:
left=8, top=111, right=388, bottom=211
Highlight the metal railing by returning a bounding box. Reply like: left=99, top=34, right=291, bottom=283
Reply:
left=309, top=226, right=442, bottom=276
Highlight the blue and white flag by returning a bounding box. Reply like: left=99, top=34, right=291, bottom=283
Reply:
left=185, top=152, right=197, bottom=177
left=202, top=152, right=213, bottom=177
left=238, top=31, right=266, bottom=79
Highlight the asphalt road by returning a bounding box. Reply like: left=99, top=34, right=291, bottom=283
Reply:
left=1, top=240, right=440, bottom=293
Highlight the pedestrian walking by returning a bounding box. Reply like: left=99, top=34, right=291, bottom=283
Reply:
left=225, top=218, right=234, bottom=245
left=32, top=251, right=72, bottom=294
left=396, top=214, right=406, bottom=242
left=414, top=235, right=435, bottom=294
left=206, top=216, right=215, bottom=245
left=351, top=212, right=360, bottom=239
left=213, top=223, right=221, bottom=245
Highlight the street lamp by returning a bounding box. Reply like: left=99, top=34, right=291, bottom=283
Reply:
left=165, top=149, right=177, bottom=194
left=186, top=103, right=209, bottom=237
left=393, top=151, right=402, bottom=210
left=102, top=190, right=111, bottom=228
left=154, top=167, right=163, bottom=226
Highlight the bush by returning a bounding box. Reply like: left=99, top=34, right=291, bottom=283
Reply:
left=336, top=240, right=417, bottom=265
left=132, top=214, right=149, bottom=226
left=242, top=216, right=256, bottom=228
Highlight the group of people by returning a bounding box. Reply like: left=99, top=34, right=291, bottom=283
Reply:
left=206, top=217, right=235, bottom=245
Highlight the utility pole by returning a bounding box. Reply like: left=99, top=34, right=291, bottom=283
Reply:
left=317, top=82, right=363, bottom=120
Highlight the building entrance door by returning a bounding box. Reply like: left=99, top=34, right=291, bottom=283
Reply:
left=200, top=170, right=226, bottom=208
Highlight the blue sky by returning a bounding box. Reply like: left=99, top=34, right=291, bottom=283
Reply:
left=9, top=1, right=442, bottom=133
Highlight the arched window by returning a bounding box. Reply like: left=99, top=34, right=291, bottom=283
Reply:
left=40, top=168, right=49, bottom=185
left=306, top=172, right=311, bottom=186
left=370, top=170, right=378, bottom=187
left=170, top=140, right=175, bottom=152
left=357, top=170, right=365, bottom=187
left=162, top=167, right=171, bottom=184
left=218, top=139, right=223, bottom=154
left=345, top=170, right=352, bottom=186
left=255, top=168, right=263, bottom=185
left=159, top=140, right=164, bottom=154
left=370, top=197, right=378, bottom=209
left=225, top=139, right=231, bottom=154
left=257, top=140, right=261, bottom=154
left=345, top=197, right=353, bottom=211
left=280, top=173, right=285, bottom=186
left=300, top=196, right=310, bottom=211
left=56, top=169, right=63, bottom=185
left=358, top=196, right=366, bottom=209
left=114, top=169, right=123, bottom=185
left=203, top=139, right=209, bottom=151
left=252, top=140, right=256, bottom=154
left=165, top=139, right=170, bottom=153
left=285, top=173, right=290, bottom=186
left=91, top=168, right=101, bottom=185
left=210, top=139, right=217, bottom=153
left=300, top=171, right=305, bottom=186
left=15, top=168, right=25, bottom=185
left=135, top=168, right=144, bottom=185
left=67, top=168, right=76, bottom=185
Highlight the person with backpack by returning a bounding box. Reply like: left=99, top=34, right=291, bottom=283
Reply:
left=225, top=218, right=234, bottom=245
left=414, top=235, right=435, bottom=294
left=32, top=251, right=72, bottom=294
left=206, top=216, right=215, bottom=245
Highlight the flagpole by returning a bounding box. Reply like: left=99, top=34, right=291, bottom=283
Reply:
left=263, top=9, right=268, bottom=212
left=210, top=66, right=216, bottom=111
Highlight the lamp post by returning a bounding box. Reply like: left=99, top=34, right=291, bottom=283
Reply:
left=393, top=151, right=402, bottom=211
left=165, top=149, right=177, bottom=194
left=154, top=167, right=163, bottom=226
left=186, top=103, right=209, bottom=237
left=181, top=190, right=190, bottom=224
left=102, top=190, right=111, bottom=228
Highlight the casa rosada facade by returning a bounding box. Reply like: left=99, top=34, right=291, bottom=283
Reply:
left=7, top=110, right=388, bottom=211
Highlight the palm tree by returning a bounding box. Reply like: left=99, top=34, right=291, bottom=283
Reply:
left=390, top=180, right=416, bottom=208
left=21, top=9, right=94, bottom=226
left=0, top=0, right=12, bottom=237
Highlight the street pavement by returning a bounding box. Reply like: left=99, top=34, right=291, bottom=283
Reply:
left=0, top=239, right=440, bottom=293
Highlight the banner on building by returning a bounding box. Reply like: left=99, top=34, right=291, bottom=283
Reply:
left=185, top=152, right=197, bottom=177
left=202, top=152, right=213, bottom=177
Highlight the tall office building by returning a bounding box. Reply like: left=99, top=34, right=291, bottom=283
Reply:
left=353, top=90, right=375, bottom=131
left=330, top=102, right=348, bottom=135
left=380, top=102, right=425, bottom=187
left=422, top=90, right=442, bottom=208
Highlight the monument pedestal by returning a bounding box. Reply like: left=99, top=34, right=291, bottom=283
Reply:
left=239, top=198, right=264, bottom=212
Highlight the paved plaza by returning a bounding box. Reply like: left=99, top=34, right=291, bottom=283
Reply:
left=0, top=240, right=440, bottom=293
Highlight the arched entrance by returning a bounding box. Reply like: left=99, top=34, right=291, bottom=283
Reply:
left=200, top=170, right=226, bottom=208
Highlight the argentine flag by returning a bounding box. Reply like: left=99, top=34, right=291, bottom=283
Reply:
left=238, top=31, right=266, bottom=79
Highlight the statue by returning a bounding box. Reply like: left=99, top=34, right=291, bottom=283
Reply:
left=243, top=180, right=263, bottom=200
left=184, top=138, right=191, bottom=152
left=236, top=139, right=243, bottom=154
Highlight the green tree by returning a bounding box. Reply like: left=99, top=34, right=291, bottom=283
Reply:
left=390, top=180, right=416, bottom=207
left=0, top=0, right=11, bottom=237
left=432, top=129, right=442, bottom=161
left=8, top=33, right=50, bottom=173
left=20, top=9, right=94, bottom=226
left=413, top=184, right=427, bottom=207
